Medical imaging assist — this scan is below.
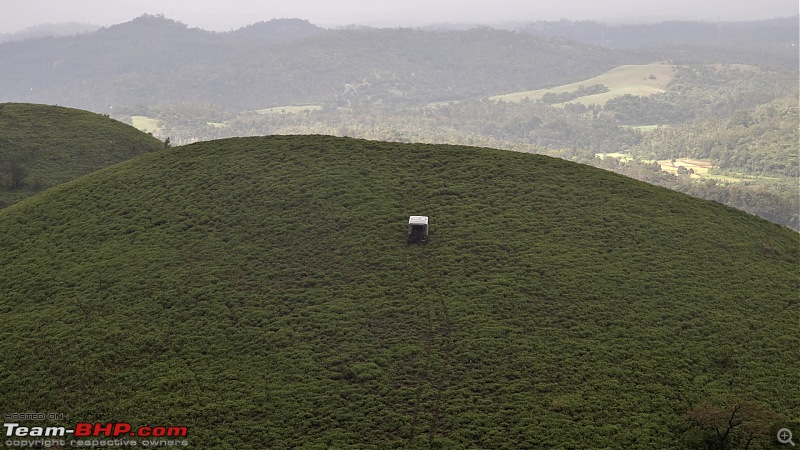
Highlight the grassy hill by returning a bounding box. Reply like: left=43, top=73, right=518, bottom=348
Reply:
left=0, top=135, right=797, bottom=448
left=0, top=103, right=164, bottom=208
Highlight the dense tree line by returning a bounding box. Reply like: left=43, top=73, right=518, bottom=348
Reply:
left=604, top=65, right=796, bottom=125
left=594, top=157, right=799, bottom=231
left=630, top=97, right=798, bottom=176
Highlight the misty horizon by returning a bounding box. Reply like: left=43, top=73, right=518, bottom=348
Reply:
left=2, top=0, right=797, bottom=34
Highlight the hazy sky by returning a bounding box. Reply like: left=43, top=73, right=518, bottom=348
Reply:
left=2, top=0, right=797, bottom=33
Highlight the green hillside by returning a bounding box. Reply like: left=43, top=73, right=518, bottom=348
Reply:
left=0, top=103, right=164, bottom=208
left=0, top=135, right=797, bottom=449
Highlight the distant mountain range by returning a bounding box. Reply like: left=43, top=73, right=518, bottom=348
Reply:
left=0, top=14, right=629, bottom=111
left=516, top=16, right=799, bottom=49
left=228, top=18, right=324, bottom=41
left=0, top=14, right=796, bottom=113
left=0, top=16, right=325, bottom=43
left=0, top=22, right=100, bottom=43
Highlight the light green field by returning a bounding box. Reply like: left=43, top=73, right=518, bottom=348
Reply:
left=595, top=152, right=634, bottom=162
left=624, top=124, right=667, bottom=132
left=255, top=105, right=323, bottom=115
left=704, top=174, right=745, bottom=183
left=491, top=63, right=677, bottom=106
left=131, top=115, right=160, bottom=133
left=657, top=158, right=714, bottom=179
left=598, top=154, right=779, bottom=184
left=654, top=158, right=777, bottom=184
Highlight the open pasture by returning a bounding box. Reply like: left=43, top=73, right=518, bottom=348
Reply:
left=255, top=105, right=323, bottom=115
left=490, top=63, right=676, bottom=106
left=657, top=158, right=714, bottom=178
left=131, top=115, right=160, bottom=133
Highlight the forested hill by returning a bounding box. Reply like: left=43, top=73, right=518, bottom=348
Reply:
left=0, top=14, right=636, bottom=111
left=516, top=17, right=800, bottom=68
left=0, top=22, right=99, bottom=43
left=518, top=16, right=799, bottom=50
left=2, top=14, right=795, bottom=112
left=227, top=18, right=324, bottom=41
left=1, top=135, right=797, bottom=448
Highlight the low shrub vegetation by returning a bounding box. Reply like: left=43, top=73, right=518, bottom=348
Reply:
left=0, top=135, right=797, bottom=448
left=0, top=103, right=164, bottom=208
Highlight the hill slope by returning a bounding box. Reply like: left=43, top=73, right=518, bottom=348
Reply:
left=0, top=135, right=797, bottom=448
left=0, top=103, right=164, bottom=208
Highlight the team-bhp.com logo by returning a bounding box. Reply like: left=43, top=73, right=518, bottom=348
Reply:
left=4, top=422, right=189, bottom=447
left=5, top=422, right=188, bottom=437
